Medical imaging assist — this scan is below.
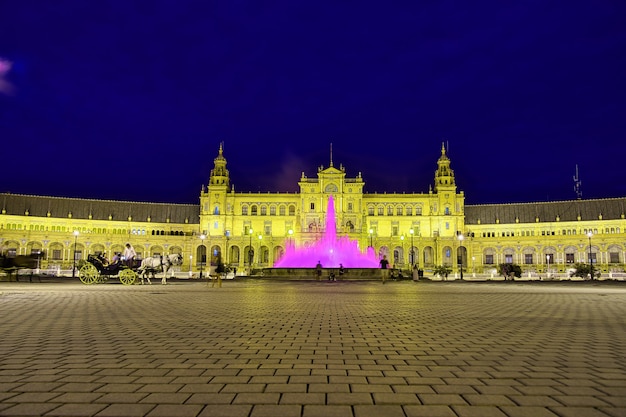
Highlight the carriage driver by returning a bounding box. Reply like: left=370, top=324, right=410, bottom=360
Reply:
left=123, top=243, right=136, bottom=267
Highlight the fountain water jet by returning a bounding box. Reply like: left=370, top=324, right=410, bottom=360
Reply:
left=274, top=195, right=378, bottom=268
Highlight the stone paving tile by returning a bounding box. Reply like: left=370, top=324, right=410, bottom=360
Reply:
left=0, top=280, right=625, bottom=417
left=452, top=405, right=508, bottom=417
left=0, top=403, right=61, bottom=416
left=602, top=408, right=626, bottom=417
left=498, top=406, right=565, bottom=417
left=249, top=404, right=301, bottom=417
left=6, top=392, right=61, bottom=403
left=508, top=394, right=562, bottom=407
left=403, top=404, right=457, bottom=417
left=46, top=403, right=108, bottom=417
left=280, top=392, right=326, bottom=404
left=145, top=404, right=204, bottom=417
left=353, top=404, right=405, bottom=417
left=95, top=403, right=156, bottom=417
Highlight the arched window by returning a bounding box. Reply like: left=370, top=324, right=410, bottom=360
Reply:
left=260, top=206, right=267, bottom=216
left=251, top=205, right=258, bottom=215
left=288, top=205, right=296, bottom=216
left=242, top=206, right=248, bottom=215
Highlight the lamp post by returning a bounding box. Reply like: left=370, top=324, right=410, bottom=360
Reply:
left=587, top=230, right=593, bottom=280
left=409, top=228, right=414, bottom=268
left=458, top=233, right=464, bottom=280
left=258, top=234, right=263, bottom=266
left=248, top=228, right=253, bottom=268
left=369, top=228, right=373, bottom=249
left=546, top=254, right=551, bottom=278
left=472, top=256, right=475, bottom=276
left=400, top=235, right=405, bottom=269
left=189, top=255, right=193, bottom=278
left=225, top=230, right=230, bottom=266
left=199, top=234, right=206, bottom=280
left=72, top=230, right=79, bottom=278
left=288, top=229, right=293, bottom=249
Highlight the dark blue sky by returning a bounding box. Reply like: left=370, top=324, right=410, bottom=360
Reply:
left=1, top=1, right=625, bottom=205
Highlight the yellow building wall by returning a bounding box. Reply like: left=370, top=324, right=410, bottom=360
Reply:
left=2, top=145, right=625, bottom=277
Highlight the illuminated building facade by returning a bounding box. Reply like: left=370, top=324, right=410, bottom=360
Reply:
left=1, top=144, right=625, bottom=278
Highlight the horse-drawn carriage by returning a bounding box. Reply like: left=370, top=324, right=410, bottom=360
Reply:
left=78, top=253, right=184, bottom=285
left=0, top=252, right=44, bottom=281
left=78, top=254, right=139, bottom=285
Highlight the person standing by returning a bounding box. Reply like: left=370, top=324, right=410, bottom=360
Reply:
left=123, top=243, right=136, bottom=267
left=412, top=264, right=419, bottom=281
left=316, top=260, right=322, bottom=281
left=380, top=255, right=389, bottom=284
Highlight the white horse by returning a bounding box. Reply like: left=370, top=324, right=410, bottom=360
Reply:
left=137, top=254, right=184, bottom=285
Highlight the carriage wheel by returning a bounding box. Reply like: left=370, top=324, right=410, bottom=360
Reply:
left=79, top=264, right=98, bottom=285
left=119, top=269, right=136, bottom=285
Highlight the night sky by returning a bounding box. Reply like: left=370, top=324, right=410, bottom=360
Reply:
left=1, top=1, right=625, bottom=205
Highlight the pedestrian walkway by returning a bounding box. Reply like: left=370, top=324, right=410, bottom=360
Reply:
left=0, top=280, right=625, bottom=417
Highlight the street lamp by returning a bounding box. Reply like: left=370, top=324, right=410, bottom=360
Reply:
left=225, top=230, right=230, bottom=266
left=288, top=229, right=293, bottom=248
left=546, top=253, right=551, bottom=278
left=400, top=235, right=405, bottom=269
left=587, top=230, right=593, bottom=280
left=72, top=230, right=79, bottom=278
left=189, top=255, right=193, bottom=278
left=199, top=234, right=206, bottom=280
left=369, top=228, right=373, bottom=249
left=258, top=234, right=263, bottom=266
left=472, top=256, right=476, bottom=276
left=458, top=233, right=464, bottom=280
left=248, top=228, right=253, bottom=268
left=409, top=228, right=414, bottom=268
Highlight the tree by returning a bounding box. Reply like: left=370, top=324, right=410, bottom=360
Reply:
left=569, top=262, right=599, bottom=280
left=432, top=265, right=452, bottom=279
left=498, top=263, right=522, bottom=280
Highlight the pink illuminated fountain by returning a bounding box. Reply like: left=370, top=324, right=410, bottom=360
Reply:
left=274, top=195, right=378, bottom=268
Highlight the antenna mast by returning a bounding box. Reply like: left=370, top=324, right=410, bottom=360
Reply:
left=330, top=143, right=333, bottom=167
left=573, top=164, right=582, bottom=199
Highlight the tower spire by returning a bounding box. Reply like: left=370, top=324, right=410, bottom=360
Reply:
left=434, top=142, right=456, bottom=193
left=574, top=164, right=582, bottom=199
left=209, top=143, right=230, bottom=188
left=330, top=143, right=333, bottom=167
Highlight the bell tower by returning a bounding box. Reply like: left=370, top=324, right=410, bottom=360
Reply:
left=434, top=142, right=456, bottom=193
left=200, top=143, right=231, bottom=238
left=431, top=142, right=464, bottom=238
left=209, top=142, right=230, bottom=189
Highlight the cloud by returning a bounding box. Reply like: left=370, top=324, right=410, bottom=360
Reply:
left=0, top=58, right=15, bottom=95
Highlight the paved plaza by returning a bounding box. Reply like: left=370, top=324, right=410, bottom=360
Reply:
left=0, top=279, right=625, bottom=417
